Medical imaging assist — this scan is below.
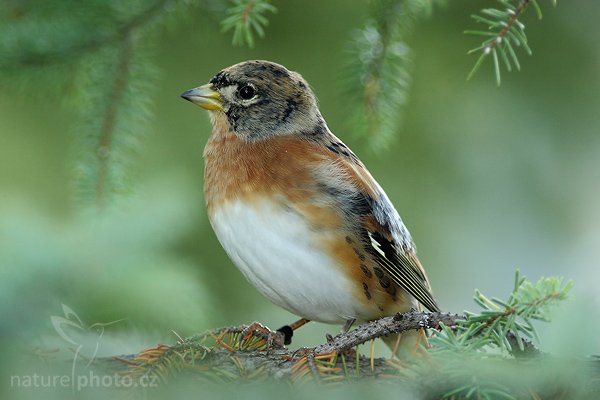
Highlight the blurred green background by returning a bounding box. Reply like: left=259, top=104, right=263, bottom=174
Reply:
left=1, top=0, right=600, bottom=396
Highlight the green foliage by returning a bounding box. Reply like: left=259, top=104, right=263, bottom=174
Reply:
left=221, top=0, right=276, bottom=48
left=72, top=35, right=159, bottom=211
left=434, top=271, right=572, bottom=354
left=421, top=271, right=574, bottom=398
left=342, top=0, right=443, bottom=151
left=466, top=0, right=558, bottom=85
left=0, top=0, right=179, bottom=212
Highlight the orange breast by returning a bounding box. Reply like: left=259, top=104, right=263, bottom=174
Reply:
left=204, top=116, right=328, bottom=213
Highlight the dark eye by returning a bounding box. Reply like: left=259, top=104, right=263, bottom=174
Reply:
left=238, top=85, right=256, bottom=100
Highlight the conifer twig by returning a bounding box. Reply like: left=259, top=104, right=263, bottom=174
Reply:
left=221, top=0, right=276, bottom=48
left=466, top=0, right=557, bottom=85
left=483, top=0, right=530, bottom=56
left=344, top=0, right=434, bottom=150
left=95, top=31, right=134, bottom=213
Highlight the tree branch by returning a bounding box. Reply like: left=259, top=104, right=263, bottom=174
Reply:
left=313, top=310, right=460, bottom=355
left=103, top=311, right=465, bottom=382
left=104, top=308, right=554, bottom=385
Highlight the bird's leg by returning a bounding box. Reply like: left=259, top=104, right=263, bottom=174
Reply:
left=276, top=318, right=310, bottom=345
left=321, top=318, right=358, bottom=354
left=390, top=332, right=402, bottom=358
left=341, top=318, right=356, bottom=333
left=414, top=328, right=430, bottom=352
left=339, top=318, right=358, bottom=357
left=324, top=318, right=356, bottom=343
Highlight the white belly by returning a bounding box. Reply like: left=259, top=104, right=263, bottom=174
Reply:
left=209, top=198, right=359, bottom=324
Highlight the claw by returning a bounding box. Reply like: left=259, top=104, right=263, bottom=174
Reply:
left=291, top=346, right=314, bottom=359
left=237, top=321, right=285, bottom=350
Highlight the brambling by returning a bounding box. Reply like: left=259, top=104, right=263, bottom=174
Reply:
left=181, top=60, right=439, bottom=350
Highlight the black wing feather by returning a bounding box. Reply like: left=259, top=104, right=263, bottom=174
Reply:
left=366, top=230, right=440, bottom=312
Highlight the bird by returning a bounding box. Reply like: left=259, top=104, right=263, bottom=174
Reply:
left=181, top=60, right=439, bottom=352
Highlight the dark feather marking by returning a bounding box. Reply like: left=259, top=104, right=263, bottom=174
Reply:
left=256, top=98, right=271, bottom=106
left=210, top=71, right=232, bottom=88
left=282, top=99, right=297, bottom=122
left=360, top=264, right=372, bottom=278
left=362, top=283, right=372, bottom=300
left=352, top=248, right=366, bottom=261
left=337, top=142, right=359, bottom=163
left=324, top=140, right=361, bottom=164
left=268, top=64, right=290, bottom=78
left=326, top=145, right=339, bottom=154
left=225, top=106, right=241, bottom=129
left=378, top=274, right=391, bottom=289
left=315, top=182, right=354, bottom=200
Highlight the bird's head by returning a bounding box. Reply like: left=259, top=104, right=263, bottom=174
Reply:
left=181, top=60, right=326, bottom=140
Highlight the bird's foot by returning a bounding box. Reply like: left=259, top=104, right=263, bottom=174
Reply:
left=237, top=321, right=285, bottom=350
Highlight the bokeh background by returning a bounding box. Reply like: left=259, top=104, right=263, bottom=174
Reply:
left=1, top=0, right=600, bottom=397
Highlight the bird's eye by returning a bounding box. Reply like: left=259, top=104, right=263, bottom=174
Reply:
left=238, top=85, right=256, bottom=100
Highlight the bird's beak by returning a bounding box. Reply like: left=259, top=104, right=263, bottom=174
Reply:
left=180, top=83, right=223, bottom=111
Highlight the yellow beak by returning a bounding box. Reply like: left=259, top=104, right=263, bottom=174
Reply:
left=180, top=83, right=223, bottom=111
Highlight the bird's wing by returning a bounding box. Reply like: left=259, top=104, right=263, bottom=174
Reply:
left=364, top=226, right=440, bottom=312
left=311, top=134, right=440, bottom=313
